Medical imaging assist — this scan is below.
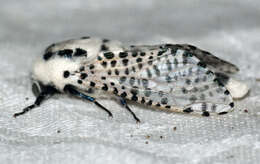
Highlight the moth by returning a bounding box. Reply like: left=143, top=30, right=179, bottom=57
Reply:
left=14, top=37, right=249, bottom=122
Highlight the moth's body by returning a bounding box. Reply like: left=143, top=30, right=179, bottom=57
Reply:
left=14, top=36, right=249, bottom=120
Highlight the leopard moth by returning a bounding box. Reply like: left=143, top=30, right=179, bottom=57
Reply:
left=14, top=36, right=249, bottom=122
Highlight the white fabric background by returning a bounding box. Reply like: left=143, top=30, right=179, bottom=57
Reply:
left=0, top=1, right=260, bottom=163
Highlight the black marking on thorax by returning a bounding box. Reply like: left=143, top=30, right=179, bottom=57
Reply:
left=43, top=48, right=87, bottom=61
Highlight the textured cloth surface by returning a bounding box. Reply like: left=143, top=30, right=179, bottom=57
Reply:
left=1, top=1, right=260, bottom=164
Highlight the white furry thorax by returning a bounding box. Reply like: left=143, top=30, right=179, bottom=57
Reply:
left=31, top=37, right=124, bottom=92
left=32, top=56, right=80, bottom=91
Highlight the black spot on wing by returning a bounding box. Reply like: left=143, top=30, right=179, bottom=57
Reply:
left=120, top=92, right=127, bottom=98
left=90, top=81, right=96, bottom=87
left=110, top=82, right=115, bottom=86
left=140, top=52, right=146, bottom=56
left=87, top=88, right=94, bottom=94
left=141, top=97, right=146, bottom=104
left=218, top=111, right=228, bottom=115
left=124, top=68, right=129, bottom=75
left=201, top=102, right=207, bottom=111
left=107, top=70, right=112, bottom=75
left=113, top=88, right=118, bottom=94
left=224, top=90, right=230, bottom=95
left=129, top=77, right=135, bottom=86
left=213, top=78, right=225, bottom=87
left=157, top=49, right=167, bottom=56
left=136, top=58, right=142, bottom=63
left=138, top=63, right=143, bottom=69
left=132, top=66, right=136, bottom=72
left=111, top=60, right=117, bottom=67
left=156, top=103, right=161, bottom=107
left=79, top=66, right=85, bottom=71
left=161, top=97, right=168, bottom=104
left=206, top=70, right=214, bottom=75
left=104, top=52, right=114, bottom=59
left=146, top=69, right=152, bottom=78
left=74, top=48, right=87, bottom=57
left=119, top=76, right=127, bottom=84
left=197, top=62, right=207, bottom=68
left=80, top=73, right=88, bottom=79
left=185, top=79, right=191, bottom=85
left=147, top=100, right=153, bottom=106
left=131, top=95, right=138, bottom=101
left=122, top=59, right=129, bottom=66
left=97, top=56, right=103, bottom=61
left=183, top=107, right=193, bottom=113
left=89, top=64, right=95, bottom=69
left=142, top=79, right=148, bottom=88
left=144, top=89, right=152, bottom=97
left=115, top=69, right=120, bottom=75
left=202, top=111, right=210, bottom=117
left=102, top=84, right=108, bottom=91
left=130, top=88, right=139, bottom=95
left=100, top=44, right=109, bottom=51
left=119, top=52, right=128, bottom=58
left=153, top=65, right=160, bottom=76
left=101, top=61, right=107, bottom=68
left=132, top=51, right=138, bottom=57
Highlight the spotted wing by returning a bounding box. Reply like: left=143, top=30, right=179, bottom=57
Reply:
left=128, top=44, right=239, bottom=74
left=91, top=45, right=234, bottom=116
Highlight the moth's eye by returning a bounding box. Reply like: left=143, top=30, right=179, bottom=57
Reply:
left=32, top=81, right=42, bottom=97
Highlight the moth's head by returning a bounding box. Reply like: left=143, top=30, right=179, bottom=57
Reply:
left=31, top=80, right=59, bottom=96
left=32, top=40, right=91, bottom=92
left=31, top=80, right=44, bottom=96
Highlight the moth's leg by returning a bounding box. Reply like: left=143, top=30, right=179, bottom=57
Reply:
left=13, top=86, right=57, bottom=118
left=63, top=85, right=113, bottom=117
left=119, top=98, right=140, bottom=123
